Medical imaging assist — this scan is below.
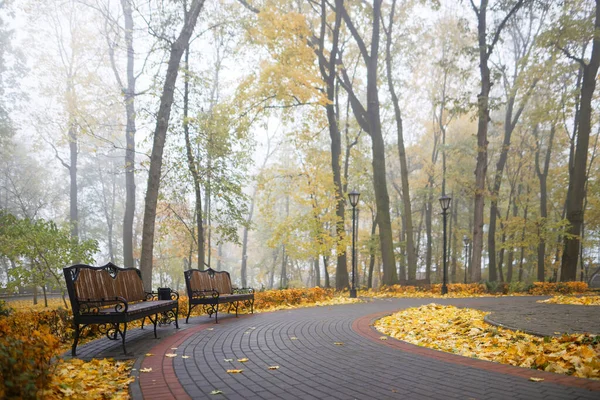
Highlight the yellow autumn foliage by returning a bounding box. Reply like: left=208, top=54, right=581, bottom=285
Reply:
left=375, top=304, right=600, bottom=380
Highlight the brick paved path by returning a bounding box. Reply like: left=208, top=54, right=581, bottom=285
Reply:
left=132, top=297, right=600, bottom=400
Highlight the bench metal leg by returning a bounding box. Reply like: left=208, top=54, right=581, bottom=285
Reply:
left=186, top=303, right=197, bottom=324
left=146, top=314, right=158, bottom=338
left=72, top=323, right=81, bottom=356
left=174, top=304, right=179, bottom=328
left=214, top=303, right=219, bottom=323
left=120, top=323, right=128, bottom=354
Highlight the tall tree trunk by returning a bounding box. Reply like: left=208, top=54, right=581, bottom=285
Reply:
left=182, top=44, right=205, bottom=270
left=217, top=243, right=222, bottom=271
left=425, top=192, right=433, bottom=282
left=314, top=256, right=320, bottom=287
left=450, top=195, right=458, bottom=283
left=471, top=2, right=491, bottom=283
left=561, top=1, right=600, bottom=281
left=269, top=250, right=277, bottom=289
left=470, top=0, right=525, bottom=283
left=140, top=0, right=205, bottom=291
left=322, top=255, right=330, bottom=288
left=319, top=0, right=348, bottom=290
left=280, top=246, right=287, bottom=288
left=518, top=202, right=529, bottom=282
left=535, top=124, right=555, bottom=282
left=384, top=0, right=416, bottom=279
left=367, top=211, right=377, bottom=289
left=121, top=0, right=136, bottom=269
left=240, top=197, right=252, bottom=284
left=66, top=77, right=78, bottom=241
left=339, top=0, right=397, bottom=285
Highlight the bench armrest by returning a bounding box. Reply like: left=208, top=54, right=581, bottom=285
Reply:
left=146, top=290, right=180, bottom=301
left=77, top=296, right=129, bottom=314
left=190, top=289, right=219, bottom=300
left=233, top=287, right=254, bottom=295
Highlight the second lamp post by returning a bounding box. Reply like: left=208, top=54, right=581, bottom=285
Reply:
left=439, top=195, right=452, bottom=295
left=348, top=190, right=360, bottom=298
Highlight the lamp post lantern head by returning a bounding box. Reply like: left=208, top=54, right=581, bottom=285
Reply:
left=439, top=195, right=452, bottom=212
left=463, top=235, right=470, bottom=246
left=348, top=190, right=360, bottom=208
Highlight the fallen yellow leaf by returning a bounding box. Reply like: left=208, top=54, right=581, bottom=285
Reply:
left=165, top=353, right=177, bottom=358
left=268, top=366, right=280, bottom=370
left=290, top=337, right=298, bottom=340
left=210, top=389, right=224, bottom=395
left=224, top=359, right=233, bottom=362
left=182, top=356, right=190, bottom=359
left=334, top=342, right=344, bottom=346
left=380, top=336, right=388, bottom=340
left=529, top=377, right=544, bottom=382
left=145, top=353, right=154, bottom=357
left=237, top=358, right=249, bottom=362
left=226, top=369, right=243, bottom=374
left=139, top=368, right=152, bottom=373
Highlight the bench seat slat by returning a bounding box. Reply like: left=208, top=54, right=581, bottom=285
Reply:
left=94, top=300, right=178, bottom=315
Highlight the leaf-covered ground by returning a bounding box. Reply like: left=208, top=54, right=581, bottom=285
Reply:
left=375, top=304, right=600, bottom=380
left=40, top=358, right=134, bottom=399
left=538, top=295, right=600, bottom=306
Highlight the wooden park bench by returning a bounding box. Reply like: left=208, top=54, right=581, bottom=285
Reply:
left=63, top=262, right=179, bottom=356
left=184, top=268, right=254, bottom=323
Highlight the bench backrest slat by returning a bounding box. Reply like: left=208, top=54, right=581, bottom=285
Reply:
left=114, top=269, right=146, bottom=302
left=75, top=268, right=117, bottom=302
left=189, top=270, right=212, bottom=292
left=185, top=268, right=233, bottom=295
left=213, top=272, right=232, bottom=295
left=64, top=263, right=146, bottom=311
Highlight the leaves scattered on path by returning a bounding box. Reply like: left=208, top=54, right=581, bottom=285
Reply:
left=375, top=303, right=600, bottom=380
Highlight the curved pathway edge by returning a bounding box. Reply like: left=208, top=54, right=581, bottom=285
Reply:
left=353, top=311, right=600, bottom=392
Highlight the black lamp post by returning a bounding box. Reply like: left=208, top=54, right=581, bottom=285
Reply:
left=439, top=195, right=452, bottom=295
left=348, top=190, right=360, bottom=298
left=463, top=235, right=470, bottom=284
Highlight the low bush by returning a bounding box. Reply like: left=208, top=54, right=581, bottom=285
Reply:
left=0, top=312, right=60, bottom=399
left=528, top=282, right=588, bottom=295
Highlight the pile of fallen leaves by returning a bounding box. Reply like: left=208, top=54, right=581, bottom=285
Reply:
left=538, top=295, right=600, bottom=306
left=253, top=287, right=361, bottom=311
left=375, top=304, right=600, bottom=379
left=39, top=358, right=134, bottom=399
left=361, top=283, right=490, bottom=298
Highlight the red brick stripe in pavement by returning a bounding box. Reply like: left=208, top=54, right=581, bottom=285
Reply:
left=139, top=315, right=252, bottom=400
left=352, top=311, right=600, bottom=392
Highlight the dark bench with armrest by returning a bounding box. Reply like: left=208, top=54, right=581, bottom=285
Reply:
left=184, top=268, right=254, bottom=323
left=63, top=262, right=179, bottom=356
